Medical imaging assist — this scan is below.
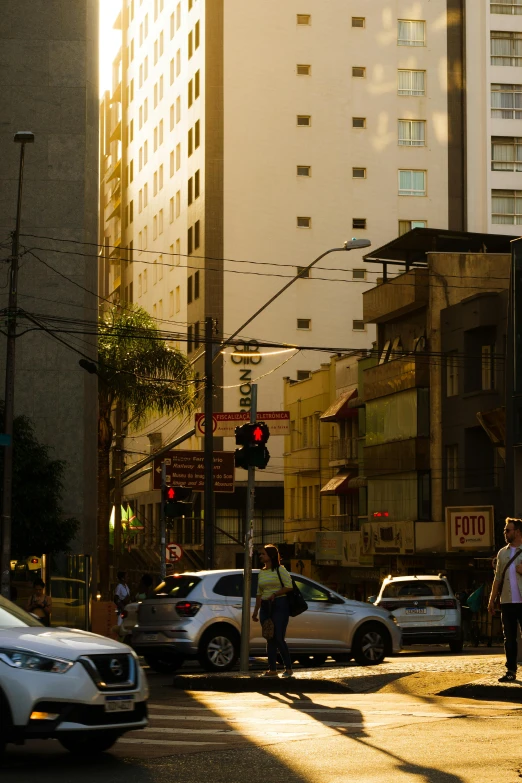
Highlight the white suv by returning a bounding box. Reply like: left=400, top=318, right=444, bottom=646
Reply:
left=0, top=596, right=148, bottom=758
left=375, top=574, right=463, bottom=653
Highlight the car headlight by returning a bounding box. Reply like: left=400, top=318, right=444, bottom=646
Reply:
left=0, top=649, right=73, bottom=673
left=389, top=614, right=399, bottom=625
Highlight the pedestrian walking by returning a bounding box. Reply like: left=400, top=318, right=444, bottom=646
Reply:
left=252, top=544, right=294, bottom=678
left=26, top=578, right=52, bottom=626
left=114, top=570, right=131, bottom=626
left=487, top=517, right=522, bottom=682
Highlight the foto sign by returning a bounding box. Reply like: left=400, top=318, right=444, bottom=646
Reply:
left=446, top=505, right=494, bottom=551
left=195, top=411, right=290, bottom=438
left=153, top=450, right=235, bottom=493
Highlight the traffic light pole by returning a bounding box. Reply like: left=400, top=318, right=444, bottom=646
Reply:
left=203, top=316, right=215, bottom=569
left=240, top=383, right=257, bottom=674
left=160, top=462, right=167, bottom=581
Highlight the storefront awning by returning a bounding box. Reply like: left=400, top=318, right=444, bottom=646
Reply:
left=320, top=389, right=358, bottom=422
left=320, top=472, right=356, bottom=495
left=348, top=475, right=367, bottom=489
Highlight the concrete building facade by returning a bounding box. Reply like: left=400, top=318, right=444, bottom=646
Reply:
left=0, top=1, right=99, bottom=560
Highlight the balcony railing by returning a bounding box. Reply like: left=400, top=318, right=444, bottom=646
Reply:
left=328, top=515, right=359, bottom=532
left=329, top=437, right=358, bottom=463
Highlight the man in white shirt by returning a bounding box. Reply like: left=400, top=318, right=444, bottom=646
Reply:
left=114, top=571, right=131, bottom=627
left=488, top=518, right=522, bottom=682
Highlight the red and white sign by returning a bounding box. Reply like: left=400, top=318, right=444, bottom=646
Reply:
left=446, top=506, right=494, bottom=552
left=195, top=411, right=290, bottom=438
left=166, top=543, right=183, bottom=563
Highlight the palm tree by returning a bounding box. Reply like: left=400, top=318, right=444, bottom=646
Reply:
left=97, top=305, right=195, bottom=595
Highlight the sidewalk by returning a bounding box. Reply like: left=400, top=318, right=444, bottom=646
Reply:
left=171, top=653, right=522, bottom=702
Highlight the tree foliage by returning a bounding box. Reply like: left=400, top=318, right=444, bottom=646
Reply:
left=0, top=408, right=80, bottom=558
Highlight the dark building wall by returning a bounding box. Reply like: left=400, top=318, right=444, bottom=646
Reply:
left=0, top=1, right=99, bottom=555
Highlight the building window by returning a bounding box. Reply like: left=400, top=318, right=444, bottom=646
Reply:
left=352, top=269, right=366, bottom=280
left=170, top=196, right=174, bottom=222
left=170, top=58, right=175, bottom=84
left=418, top=471, right=431, bottom=520
left=492, top=136, right=522, bottom=171
left=153, top=214, right=158, bottom=239
left=465, top=427, right=496, bottom=488
left=176, top=143, right=181, bottom=170
left=195, top=119, right=200, bottom=148
left=352, top=117, right=366, bottom=128
left=176, top=48, right=181, bottom=75
left=352, top=17, right=365, bottom=27
left=188, top=128, right=193, bottom=155
left=297, top=216, right=311, bottom=228
left=194, top=321, right=200, bottom=349
left=398, top=20, right=426, bottom=47
left=297, top=115, right=311, bottom=126
left=175, top=286, right=180, bottom=312
left=188, top=226, right=193, bottom=254
left=176, top=190, right=181, bottom=216
left=399, top=219, right=427, bottom=235
left=297, top=318, right=311, bottom=330
left=195, top=169, right=200, bottom=198
left=188, top=30, right=193, bottom=58
left=188, top=324, right=193, bottom=353
left=352, top=66, right=366, bottom=77
left=491, top=83, right=522, bottom=118
left=492, top=189, right=522, bottom=223
left=143, top=269, right=148, bottom=292
left=188, top=79, right=193, bottom=106
left=188, top=177, right=193, bottom=205
left=143, top=182, right=148, bottom=206
left=297, top=370, right=311, bottom=381
left=353, top=167, right=366, bottom=178
left=195, top=69, right=200, bottom=98
left=398, top=119, right=426, bottom=146
left=194, top=220, right=200, bottom=248
left=482, top=345, right=494, bottom=390
left=446, top=444, right=459, bottom=490
left=352, top=218, right=367, bottom=229
left=297, top=14, right=311, bottom=25
left=398, top=170, right=426, bottom=196
left=195, top=20, right=200, bottom=48
left=187, top=275, right=193, bottom=303
left=297, top=165, right=311, bottom=176
left=159, top=164, right=164, bottom=188
left=194, top=269, right=200, bottom=299
left=353, top=320, right=365, bottom=331
left=129, top=200, right=134, bottom=223
left=153, top=170, right=158, bottom=195
left=446, top=352, right=459, bottom=397
left=170, top=12, right=175, bottom=38
left=492, top=1, right=522, bottom=16
left=398, top=69, right=426, bottom=96
left=159, top=209, right=164, bottom=234
left=297, top=266, right=310, bottom=278
left=176, top=96, right=181, bottom=123
left=492, top=31, right=522, bottom=66
left=297, top=64, right=311, bottom=75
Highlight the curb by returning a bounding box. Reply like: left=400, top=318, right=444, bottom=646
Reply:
left=438, top=683, right=522, bottom=703
left=171, top=675, right=355, bottom=694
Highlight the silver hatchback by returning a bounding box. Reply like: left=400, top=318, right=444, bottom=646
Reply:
left=131, top=569, right=401, bottom=673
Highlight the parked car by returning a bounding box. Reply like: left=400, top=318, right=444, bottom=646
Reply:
left=131, top=569, right=401, bottom=673
left=0, top=595, right=148, bottom=758
left=374, top=574, right=463, bottom=653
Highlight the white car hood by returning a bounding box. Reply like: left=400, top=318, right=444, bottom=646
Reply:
left=0, top=627, right=132, bottom=660
left=344, top=599, right=393, bottom=620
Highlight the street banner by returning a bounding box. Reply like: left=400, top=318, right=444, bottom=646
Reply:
left=195, top=411, right=290, bottom=438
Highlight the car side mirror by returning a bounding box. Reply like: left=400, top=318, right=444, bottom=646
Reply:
left=328, top=592, right=344, bottom=604
left=367, top=596, right=376, bottom=604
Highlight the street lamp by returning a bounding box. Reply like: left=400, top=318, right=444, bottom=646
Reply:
left=0, top=131, right=34, bottom=600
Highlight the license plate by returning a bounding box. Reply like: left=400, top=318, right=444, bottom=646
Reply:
left=145, top=633, right=158, bottom=641
left=405, top=607, right=427, bottom=614
left=105, top=696, right=135, bottom=713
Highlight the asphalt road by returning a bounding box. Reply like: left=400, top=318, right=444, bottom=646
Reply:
left=2, top=648, right=521, bottom=783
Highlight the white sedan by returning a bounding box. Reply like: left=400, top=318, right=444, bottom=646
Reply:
left=0, top=596, right=148, bottom=757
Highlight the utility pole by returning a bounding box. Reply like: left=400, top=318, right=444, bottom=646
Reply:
left=239, top=383, right=257, bottom=674
left=0, top=132, right=34, bottom=600
left=160, top=462, right=167, bottom=581
left=113, top=403, right=123, bottom=571
left=203, top=316, right=215, bottom=569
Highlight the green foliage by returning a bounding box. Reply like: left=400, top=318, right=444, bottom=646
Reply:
left=0, top=409, right=80, bottom=558
left=97, top=305, right=195, bottom=426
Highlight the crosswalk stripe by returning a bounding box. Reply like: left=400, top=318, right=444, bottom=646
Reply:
left=147, top=713, right=417, bottom=727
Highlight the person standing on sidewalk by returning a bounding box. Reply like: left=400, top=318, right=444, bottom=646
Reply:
left=252, top=544, right=294, bottom=678
left=488, top=517, right=522, bottom=682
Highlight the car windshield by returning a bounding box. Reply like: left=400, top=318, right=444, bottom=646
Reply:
left=381, top=580, right=450, bottom=598
left=151, top=575, right=201, bottom=599
left=0, top=596, right=43, bottom=628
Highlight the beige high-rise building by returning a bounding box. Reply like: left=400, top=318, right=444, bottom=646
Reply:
left=101, top=1, right=520, bottom=567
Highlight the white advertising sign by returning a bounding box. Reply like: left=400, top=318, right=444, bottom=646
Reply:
left=445, top=506, right=494, bottom=552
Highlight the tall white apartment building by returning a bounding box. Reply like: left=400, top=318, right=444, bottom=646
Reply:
left=100, top=0, right=504, bottom=565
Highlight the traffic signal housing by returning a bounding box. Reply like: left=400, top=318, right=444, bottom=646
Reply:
left=234, top=422, right=270, bottom=470
left=163, top=485, right=192, bottom=521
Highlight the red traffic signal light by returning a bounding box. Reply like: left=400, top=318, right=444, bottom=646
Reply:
left=163, top=485, right=192, bottom=518
left=167, top=487, right=176, bottom=500
left=234, top=421, right=270, bottom=469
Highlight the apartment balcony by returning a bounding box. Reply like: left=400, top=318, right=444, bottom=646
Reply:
left=363, top=355, right=430, bottom=402
left=363, top=268, right=429, bottom=325
left=328, top=514, right=359, bottom=532
left=329, top=437, right=358, bottom=467
left=364, top=437, right=430, bottom=477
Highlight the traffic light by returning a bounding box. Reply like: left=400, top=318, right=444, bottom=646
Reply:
left=163, top=485, right=192, bottom=520
left=234, top=422, right=270, bottom=470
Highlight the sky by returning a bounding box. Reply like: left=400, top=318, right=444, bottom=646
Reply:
left=99, top=0, right=123, bottom=95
